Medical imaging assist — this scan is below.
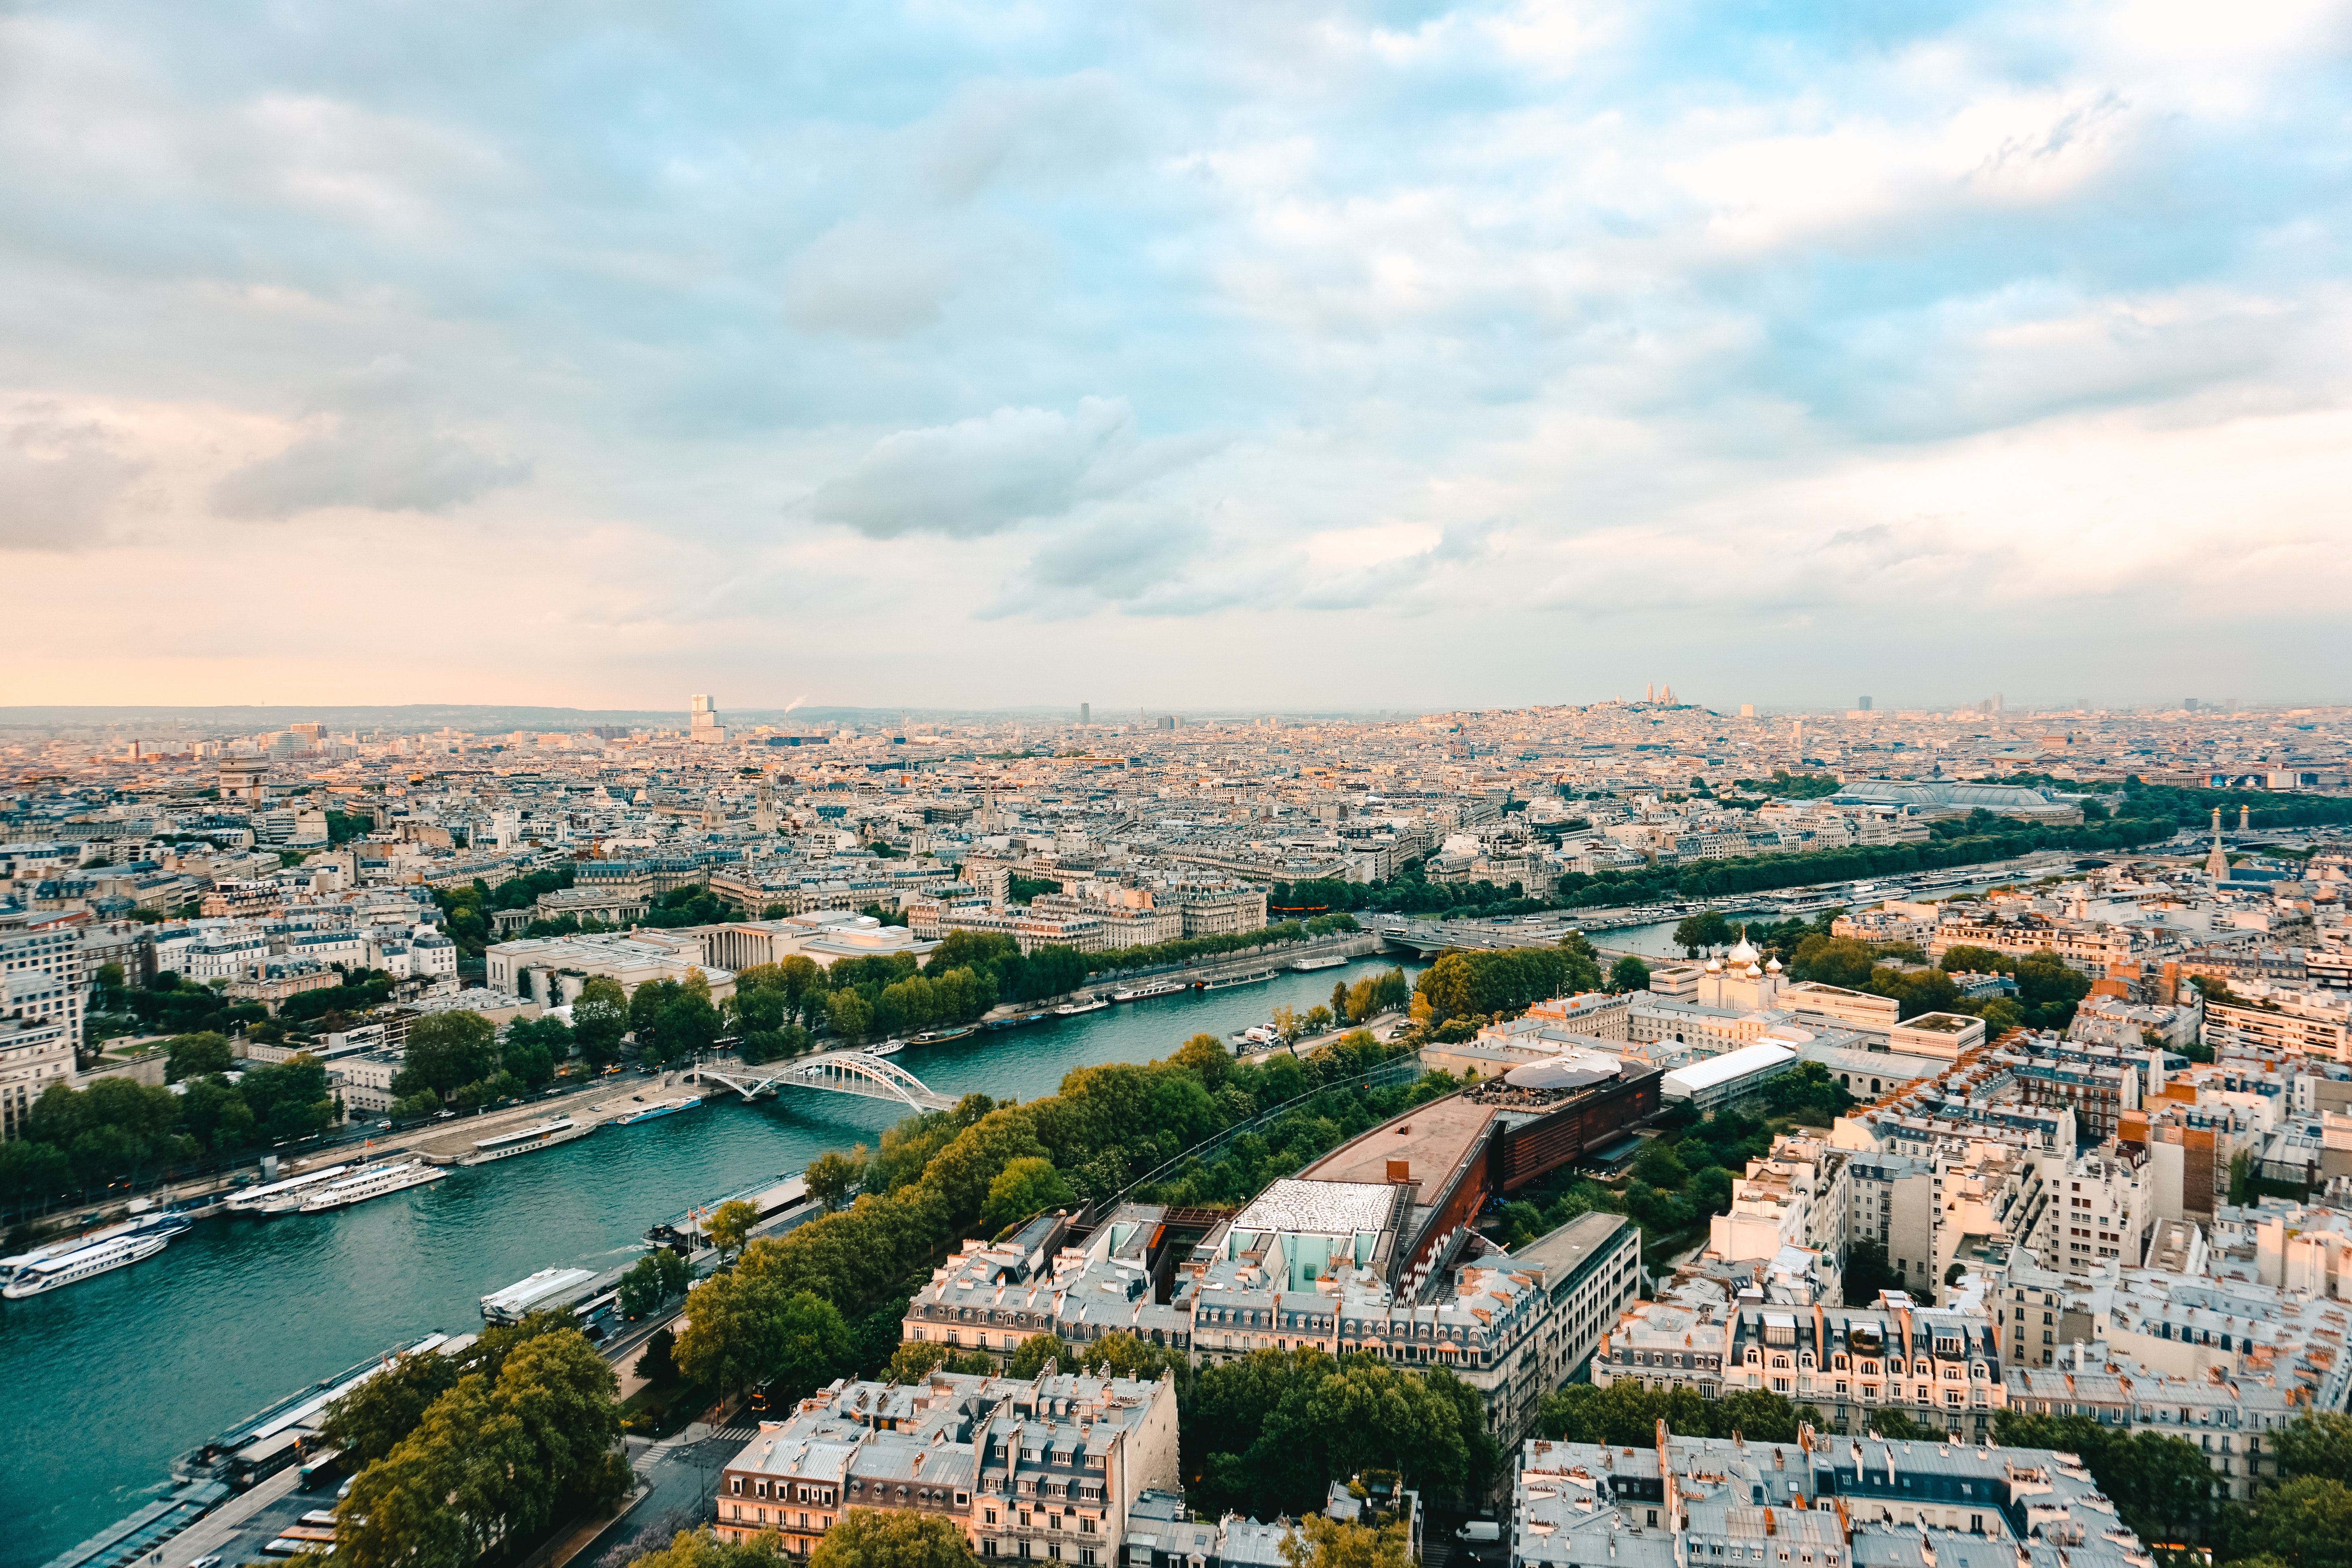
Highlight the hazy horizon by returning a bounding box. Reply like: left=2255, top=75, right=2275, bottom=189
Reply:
left=6, top=2, right=2348, bottom=709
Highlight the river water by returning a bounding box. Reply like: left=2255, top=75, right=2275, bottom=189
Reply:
left=2, top=958, right=1424, bottom=1568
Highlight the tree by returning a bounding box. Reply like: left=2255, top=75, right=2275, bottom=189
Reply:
left=625, top=1529, right=790, bottom=1568
left=619, top=1249, right=691, bottom=1317
left=635, top=1327, right=680, bottom=1386
left=1608, top=955, right=1651, bottom=994
left=706, top=1199, right=758, bottom=1259
left=501, top=1015, right=571, bottom=1086
left=1673, top=911, right=1733, bottom=956
left=981, top=1156, right=1076, bottom=1233
left=805, top=1150, right=864, bottom=1211
left=2238, top=1476, right=2352, bottom=1568
left=1007, top=1333, right=1064, bottom=1378
left=164, top=1031, right=234, bottom=1082
left=2276, top=1411, right=2352, bottom=1480
left=1280, top=1514, right=1412, bottom=1568
left=1843, top=1239, right=1902, bottom=1304
left=395, top=1011, right=497, bottom=1098
left=1939, top=945, right=2009, bottom=974
left=572, top=978, right=628, bottom=1068
left=1173, top=1034, right=1232, bottom=1088
left=825, top=989, right=872, bottom=1043
left=887, top=1341, right=995, bottom=1382
left=808, top=1509, right=979, bottom=1568
left=336, top=1327, right=628, bottom=1568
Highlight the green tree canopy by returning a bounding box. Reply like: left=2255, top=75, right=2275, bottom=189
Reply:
left=1673, top=911, right=1734, bottom=956
left=163, top=1031, right=235, bottom=1082
left=807, top=1508, right=979, bottom=1568
left=394, top=1010, right=496, bottom=1097
left=1280, top=1514, right=1413, bottom=1568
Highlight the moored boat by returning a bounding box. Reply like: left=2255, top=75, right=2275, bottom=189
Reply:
left=457, top=1116, right=597, bottom=1167
left=2, top=1230, right=173, bottom=1298
left=612, top=1095, right=702, bottom=1127
left=297, top=1160, right=448, bottom=1213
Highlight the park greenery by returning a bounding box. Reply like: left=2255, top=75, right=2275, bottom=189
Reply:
left=1186, top=1346, right=1501, bottom=1517
left=721, top=925, right=1369, bottom=1057
left=617, top=1246, right=692, bottom=1318
left=652, top=1020, right=1452, bottom=1404
left=625, top=1514, right=981, bottom=1568
left=320, top=1314, right=632, bottom=1568
left=1273, top=859, right=1532, bottom=922
left=85, top=963, right=264, bottom=1045
left=385, top=1009, right=566, bottom=1116
left=1557, top=808, right=2183, bottom=910
left=0, top=1034, right=341, bottom=1216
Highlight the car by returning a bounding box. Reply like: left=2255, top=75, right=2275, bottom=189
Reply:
left=189, top=1556, right=223, bottom=1568
left=435, top=1109, right=456, bottom=1119
left=375, top=1120, right=392, bottom=1130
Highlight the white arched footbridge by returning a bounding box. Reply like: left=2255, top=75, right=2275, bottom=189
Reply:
left=691, top=1050, right=956, bottom=1113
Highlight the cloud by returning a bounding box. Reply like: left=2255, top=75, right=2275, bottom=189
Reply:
left=210, top=418, right=526, bottom=520
left=207, top=360, right=527, bottom=520
left=2, top=0, right=2350, bottom=705
left=0, top=403, right=148, bottom=551
left=783, top=215, right=973, bottom=338
left=805, top=397, right=1147, bottom=539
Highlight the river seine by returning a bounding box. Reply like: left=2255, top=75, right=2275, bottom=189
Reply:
left=4, top=957, right=1425, bottom=1568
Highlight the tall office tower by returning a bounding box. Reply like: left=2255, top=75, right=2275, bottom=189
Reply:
left=1859, top=695, right=1872, bottom=711
left=754, top=772, right=776, bottom=834
left=688, top=693, right=728, bottom=744
left=1080, top=703, right=1090, bottom=725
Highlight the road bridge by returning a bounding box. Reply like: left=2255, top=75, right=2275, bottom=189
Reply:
left=690, top=1050, right=956, bottom=1113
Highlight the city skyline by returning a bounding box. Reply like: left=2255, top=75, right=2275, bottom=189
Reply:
left=6, top=2, right=2350, bottom=708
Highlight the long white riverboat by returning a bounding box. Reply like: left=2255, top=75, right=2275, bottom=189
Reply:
left=2, top=1230, right=174, bottom=1298
left=298, top=1160, right=448, bottom=1213
left=457, top=1115, right=597, bottom=1167
left=227, top=1164, right=353, bottom=1216
left=1109, top=979, right=1187, bottom=1002
left=0, top=1209, right=190, bottom=1291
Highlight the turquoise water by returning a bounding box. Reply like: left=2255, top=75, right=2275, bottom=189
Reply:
left=1, top=958, right=1418, bottom=1568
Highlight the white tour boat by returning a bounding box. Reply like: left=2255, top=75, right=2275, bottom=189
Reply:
left=298, top=1160, right=448, bottom=1213
left=457, top=1116, right=597, bottom=1167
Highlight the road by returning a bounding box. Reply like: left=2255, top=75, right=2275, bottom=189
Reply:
left=575, top=1426, right=757, bottom=1568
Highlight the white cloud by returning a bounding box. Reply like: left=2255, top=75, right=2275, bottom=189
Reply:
left=0, top=0, right=2346, bottom=706
left=0, top=402, right=148, bottom=551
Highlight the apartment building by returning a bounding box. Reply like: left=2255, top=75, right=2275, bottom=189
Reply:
left=1596, top=1277, right=2010, bottom=1440
left=0, top=1013, right=73, bottom=1140
left=2203, top=991, right=2352, bottom=1062
left=713, top=1367, right=1179, bottom=1564
left=0, top=921, right=85, bottom=1055
left=1511, top=1430, right=2153, bottom=1568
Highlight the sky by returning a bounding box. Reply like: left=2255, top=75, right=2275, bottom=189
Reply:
left=4, top=0, right=2350, bottom=715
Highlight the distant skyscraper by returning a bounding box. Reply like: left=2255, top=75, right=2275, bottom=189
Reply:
left=1080, top=703, right=1090, bottom=725
left=688, top=693, right=727, bottom=745
left=754, top=772, right=776, bottom=834
left=1858, top=695, right=1872, bottom=711
left=1159, top=714, right=1178, bottom=730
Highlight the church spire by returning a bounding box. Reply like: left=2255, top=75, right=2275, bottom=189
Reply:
left=2204, top=805, right=2229, bottom=880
